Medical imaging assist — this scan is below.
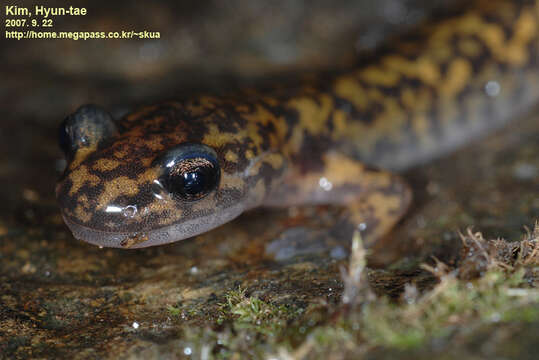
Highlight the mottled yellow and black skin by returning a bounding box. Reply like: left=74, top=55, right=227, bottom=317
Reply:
left=56, top=0, right=539, bottom=248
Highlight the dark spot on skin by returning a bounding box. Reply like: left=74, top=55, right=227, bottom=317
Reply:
left=295, top=132, right=332, bottom=174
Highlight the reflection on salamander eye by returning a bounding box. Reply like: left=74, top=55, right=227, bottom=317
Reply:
left=154, top=143, right=221, bottom=201
left=151, top=180, right=167, bottom=200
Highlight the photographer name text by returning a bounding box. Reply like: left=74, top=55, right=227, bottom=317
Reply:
left=6, top=5, right=87, bottom=18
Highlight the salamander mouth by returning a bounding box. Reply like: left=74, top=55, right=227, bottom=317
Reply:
left=61, top=203, right=245, bottom=249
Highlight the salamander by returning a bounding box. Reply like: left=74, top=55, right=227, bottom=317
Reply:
left=56, top=0, right=539, bottom=248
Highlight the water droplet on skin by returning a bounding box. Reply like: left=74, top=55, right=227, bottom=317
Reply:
left=105, top=205, right=123, bottom=213
left=485, top=80, right=501, bottom=97
left=319, top=177, right=333, bottom=191
left=121, top=205, right=137, bottom=218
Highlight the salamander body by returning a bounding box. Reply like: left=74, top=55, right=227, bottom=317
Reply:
left=56, top=0, right=539, bottom=248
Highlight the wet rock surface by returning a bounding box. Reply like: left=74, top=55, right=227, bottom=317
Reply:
left=1, top=0, right=538, bottom=358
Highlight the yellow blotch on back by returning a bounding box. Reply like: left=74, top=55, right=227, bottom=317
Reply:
left=360, top=66, right=401, bottom=86
left=479, top=24, right=508, bottom=59
left=240, top=103, right=288, bottom=149
left=383, top=56, right=441, bottom=86
left=288, top=94, right=333, bottom=136
left=203, top=124, right=246, bottom=147
left=331, top=109, right=366, bottom=141
left=505, top=10, right=537, bottom=65
left=458, top=38, right=482, bottom=57
left=242, top=104, right=276, bottom=126
left=68, top=165, right=100, bottom=196
left=478, top=9, right=537, bottom=66
left=93, top=158, right=121, bottom=172
left=333, top=76, right=368, bottom=111
left=439, top=58, right=472, bottom=97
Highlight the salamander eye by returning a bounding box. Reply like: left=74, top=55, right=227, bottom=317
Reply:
left=59, top=104, right=117, bottom=159
left=157, top=144, right=221, bottom=201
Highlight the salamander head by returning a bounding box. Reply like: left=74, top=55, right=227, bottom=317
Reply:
left=56, top=104, right=260, bottom=248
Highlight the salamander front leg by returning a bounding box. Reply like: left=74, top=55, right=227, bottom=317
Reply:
left=265, top=152, right=412, bottom=247
left=333, top=179, right=411, bottom=247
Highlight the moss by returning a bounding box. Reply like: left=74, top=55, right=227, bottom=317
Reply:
left=167, top=305, right=182, bottom=317
left=361, top=267, right=538, bottom=349
left=170, top=222, right=539, bottom=358
left=502, top=303, right=539, bottom=322
left=218, top=286, right=304, bottom=337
